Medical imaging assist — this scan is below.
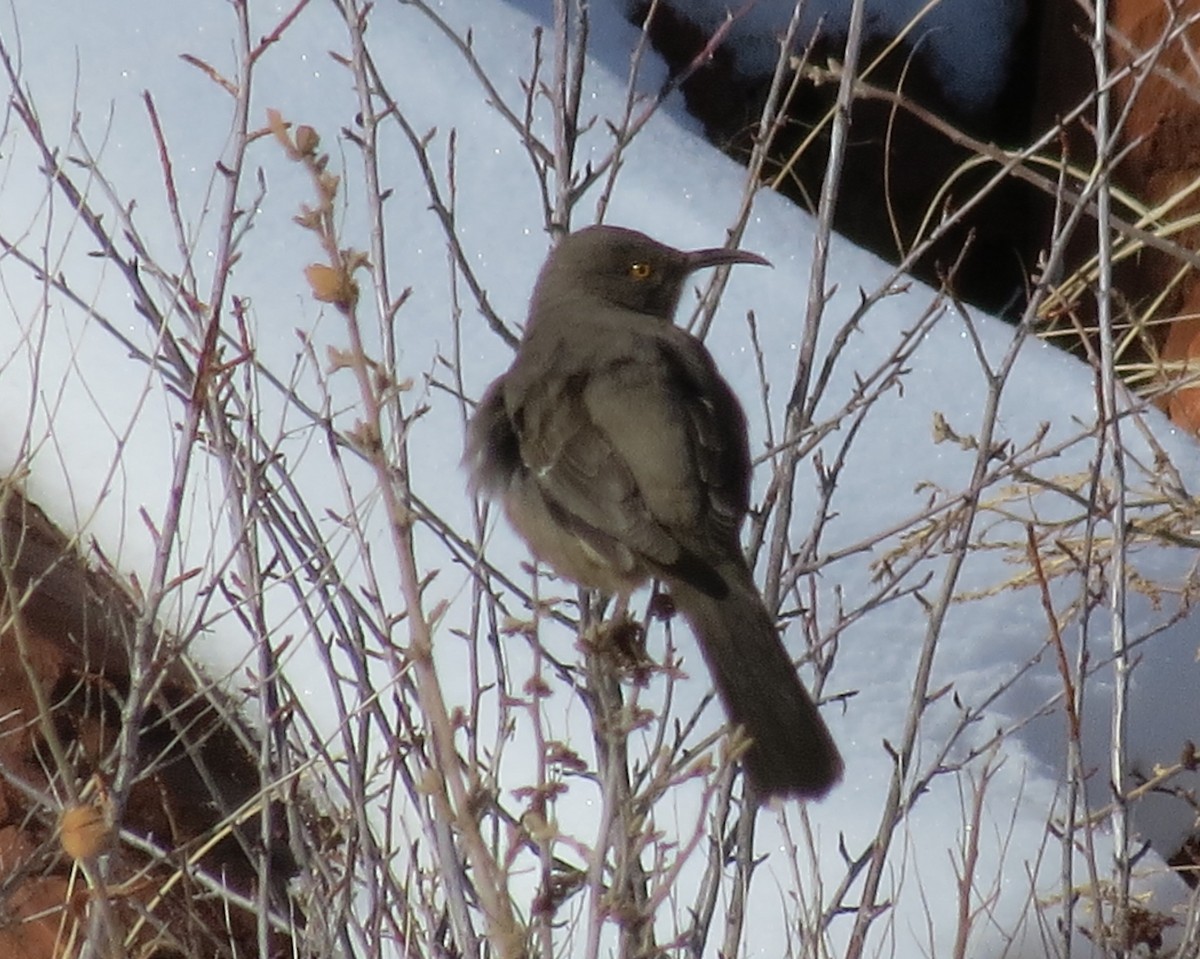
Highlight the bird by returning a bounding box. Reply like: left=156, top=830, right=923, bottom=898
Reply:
left=466, top=224, right=842, bottom=800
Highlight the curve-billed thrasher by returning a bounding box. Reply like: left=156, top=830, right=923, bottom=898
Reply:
left=466, top=225, right=842, bottom=799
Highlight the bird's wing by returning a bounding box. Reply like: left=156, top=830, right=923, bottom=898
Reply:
left=513, top=330, right=748, bottom=595
left=513, top=360, right=685, bottom=574
left=639, top=330, right=750, bottom=547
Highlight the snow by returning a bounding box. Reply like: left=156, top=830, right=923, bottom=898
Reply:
left=2, top=0, right=1197, bottom=956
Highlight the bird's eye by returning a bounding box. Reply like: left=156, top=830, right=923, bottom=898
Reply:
left=629, top=262, right=653, bottom=280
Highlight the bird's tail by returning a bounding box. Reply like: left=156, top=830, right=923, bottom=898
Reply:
left=670, top=561, right=843, bottom=799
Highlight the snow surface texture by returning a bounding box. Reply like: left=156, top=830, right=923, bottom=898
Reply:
left=1, top=0, right=1197, bottom=956
left=611, top=0, right=1028, bottom=110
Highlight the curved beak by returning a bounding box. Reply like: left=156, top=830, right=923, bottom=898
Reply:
left=685, top=245, right=772, bottom=272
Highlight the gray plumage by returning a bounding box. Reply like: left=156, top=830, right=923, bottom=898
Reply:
left=467, top=225, right=842, bottom=799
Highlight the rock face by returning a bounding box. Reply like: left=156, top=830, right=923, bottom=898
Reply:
left=1111, top=0, right=1200, bottom=430
left=0, top=487, right=295, bottom=958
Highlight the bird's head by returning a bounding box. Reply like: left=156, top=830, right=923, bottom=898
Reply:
left=528, top=225, right=770, bottom=325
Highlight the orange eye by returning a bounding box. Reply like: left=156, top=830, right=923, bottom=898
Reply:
left=629, top=262, right=653, bottom=279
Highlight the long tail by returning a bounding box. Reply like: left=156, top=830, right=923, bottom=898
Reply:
left=670, top=560, right=843, bottom=799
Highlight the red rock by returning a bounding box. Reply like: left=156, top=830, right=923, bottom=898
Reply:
left=1112, top=0, right=1200, bottom=430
